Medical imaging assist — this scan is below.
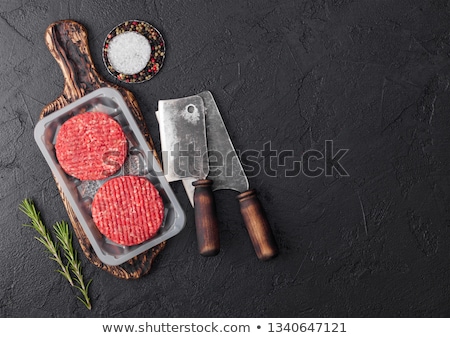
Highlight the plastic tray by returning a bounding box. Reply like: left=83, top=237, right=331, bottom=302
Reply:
left=34, top=87, right=185, bottom=266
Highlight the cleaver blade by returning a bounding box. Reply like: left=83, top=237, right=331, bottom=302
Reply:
left=157, top=95, right=220, bottom=256
left=183, top=91, right=278, bottom=260
left=157, top=95, right=208, bottom=183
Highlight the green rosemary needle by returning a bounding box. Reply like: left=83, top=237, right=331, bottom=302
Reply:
left=53, top=221, right=92, bottom=310
left=19, top=199, right=93, bottom=310
left=19, top=199, right=74, bottom=286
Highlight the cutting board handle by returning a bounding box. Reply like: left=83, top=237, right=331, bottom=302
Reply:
left=237, top=189, right=278, bottom=260
left=193, top=179, right=220, bottom=256
left=44, top=20, right=103, bottom=100
left=41, top=20, right=164, bottom=279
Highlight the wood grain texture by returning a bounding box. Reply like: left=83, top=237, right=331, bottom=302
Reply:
left=237, top=189, right=278, bottom=261
left=192, top=179, right=220, bottom=256
left=39, top=20, right=165, bottom=279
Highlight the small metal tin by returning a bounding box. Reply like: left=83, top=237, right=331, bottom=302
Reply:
left=34, top=88, right=185, bottom=266
left=103, top=20, right=165, bottom=83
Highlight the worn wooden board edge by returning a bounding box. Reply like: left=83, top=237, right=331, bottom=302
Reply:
left=39, top=20, right=165, bottom=279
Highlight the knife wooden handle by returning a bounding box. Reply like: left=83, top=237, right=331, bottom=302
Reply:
left=193, top=179, right=220, bottom=256
left=237, top=189, right=278, bottom=260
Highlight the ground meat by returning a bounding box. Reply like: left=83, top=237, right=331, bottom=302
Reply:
left=55, top=112, right=128, bottom=180
left=91, top=175, right=164, bottom=246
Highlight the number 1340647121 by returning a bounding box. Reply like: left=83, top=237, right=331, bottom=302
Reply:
left=268, top=322, right=347, bottom=333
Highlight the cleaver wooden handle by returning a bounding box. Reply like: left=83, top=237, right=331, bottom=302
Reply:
left=237, top=189, right=278, bottom=260
left=192, top=179, right=220, bottom=256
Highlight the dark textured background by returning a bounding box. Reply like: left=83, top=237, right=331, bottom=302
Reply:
left=1, top=0, right=450, bottom=317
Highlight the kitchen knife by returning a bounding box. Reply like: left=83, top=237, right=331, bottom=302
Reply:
left=183, top=91, right=278, bottom=260
left=156, top=95, right=220, bottom=256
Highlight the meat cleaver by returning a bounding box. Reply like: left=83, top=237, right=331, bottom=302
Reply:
left=156, top=95, right=220, bottom=256
left=183, top=91, right=278, bottom=260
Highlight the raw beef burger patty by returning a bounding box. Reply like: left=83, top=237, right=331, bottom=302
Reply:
left=55, top=112, right=127, bottom=180
left=91, top=176, right=164, bottom=246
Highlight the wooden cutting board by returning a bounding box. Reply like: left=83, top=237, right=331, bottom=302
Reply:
left=39, top=20, right=165, bottom=279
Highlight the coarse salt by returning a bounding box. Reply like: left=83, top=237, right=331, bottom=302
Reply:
left=107, top=31, right=151, bottom=75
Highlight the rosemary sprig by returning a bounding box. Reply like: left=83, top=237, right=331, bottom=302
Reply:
left=54, top=221, right=92, bottom=310
left=19, top=198, right=93, bottom=310
left=19, top=199, right=74, bottom=286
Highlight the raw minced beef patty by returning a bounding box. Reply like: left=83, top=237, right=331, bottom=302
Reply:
left=55, top=112, right=127, bottom=181
left=91, top=176, right=164, bottom=246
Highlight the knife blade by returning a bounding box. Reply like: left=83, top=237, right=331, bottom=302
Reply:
left=183, top=91, right=278, bottom=260
left=156, top=95, right=220, bottom=256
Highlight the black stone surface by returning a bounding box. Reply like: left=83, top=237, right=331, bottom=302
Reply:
left=1, top=0, right=450, bottom=317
